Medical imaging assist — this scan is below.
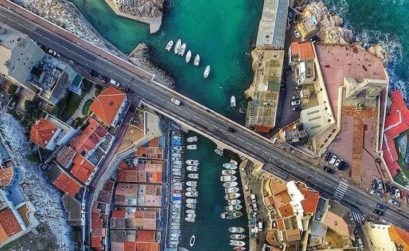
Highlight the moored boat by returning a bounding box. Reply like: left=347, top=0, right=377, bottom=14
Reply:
left=226, top=204, right=243, bottom=211
left=230, top=240, right=245, bottom=247
left=187, top=144, right=197, bottom=150
left=186, top=187, right=197, bottom=192
left=186, top=165, right=198, bottom=172
left=186, top=50, right=192, bottom=63
left=185, top=216, right=195, bottom=223
left=189, top=235, right=196, bottom=247
left=179, top=43, right=187, bottom=56
left=174, top=39, right=181, bottom=54
left=186, top=160, right=200, bottom=165
left=203, top=65, right=211, bottom=78
left=186, top=203, right=196, bottom=209
left=230, top=159, right=238, bottom=165
left=222, top=169, right=236, bottom=176
left=186, top=209, right=196, bottom=214
left=223, top=181, right=238, bottom=188
left=165, top=40, right=174, bottom=51
left=186, top=181, right=197, bottom=187
left=225, top=192, right=241, bottom=200
left=220, top=175, right=237, bottom=182
left=223, top=163, right=237, bottom=170
left=194, top=54, right=200, bottom=66
left=225, top=187, right=239, bottom=193
left=233, top=247, right=246, bottom=251
left=228, top=199, right=241, bottom=206
left=173, top=146, right=183, bottom=150
left=188, top=173, right=199, bottom=179
left=186, top=191, right=198, bottom=197
left=229, top=227, right=245, bottom=233
left=221, top=211, right=243, bottom=219
left=230, top=234, right=246, bottom=240
left=230, top=95, right=236, bottom=108
left=186, top=198, right=197, bottom=204
left=187, top=136, right=198, bottom=142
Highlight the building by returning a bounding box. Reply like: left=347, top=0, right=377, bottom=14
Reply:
left=48, top=165, right=82, bottom=197
left=364, top=223, right=397, bottom=251
left=89, top=86, right=127, bottom=127
left=296, top=15, right=318, bottom=41
left=389, top=225, right=409, bottom=250
left=70, top=154, right=96, bottom=185
left=289, top=42, right=315, bottom=86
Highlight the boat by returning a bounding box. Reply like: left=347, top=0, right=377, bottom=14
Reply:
left=225, top=204, right=243, bottom=211
left=186, top=198, right=197, bottom=204
left=220, top=175, right=237, bottom=182
left=165, top=40, right=174, bottom=51
left=187, top=144, right=197, bottom=150
left=185, top=217, right=195, bottom=223
left=230, top=95, right=236, bottom=108
left=225, top=193, right=241, bottom=200
left=186, top=50, right=192, bottom=63
left=186, top=203, right=196, bottom=209
left=173, top=161, right=182, bottom=165
left=230, top=240, right=245, bottom=247
left=186, top=181, right=197, bottom=187
left=186, top=165, right=198, bottom=172
left=225, top=187, right=239, bottom=193
left=228, top=199, right=241, bottom=206
left=186, top=160, right=199, bottom=165
left=174, top=39, right=181, bottom=54
left=221, top=211, right=243, bottom=219
left=189, top=235, right=196, bottom=247
left=194, top=54, right=200, bottom=66
left=229, top=227, right=245, bottom=233
left=223, top=181, right=238, bottom=188
left=230, top=234, right=246, bottom=240
left=222, top=170, right=237, bottom=176
left=233, top=247, right=246, bottom=251
left=173, top=146, right=183, bottom=150
left=203, top=65, right=211, bottom=78
left=188, top=173, right=199, bottom=179
left=214, top=148, right=223, bottom=156
left=223, top=163, right=238, bottom=170
left=230, top=159, right=238, bottom=165
left=186, top=191, right=198, bottom=197
left=186, top=187, right=197, bottom=192
left=187, top=136, right=198, bottom=142
left=172, top=153, right=181, bottom=158
left=179, top=43, right=187, bottom=56
left=172, top=171, right=181, bottom=176
left=187, top=213, right=196, bottom=218
left=187, top=209, right=196, bottom=214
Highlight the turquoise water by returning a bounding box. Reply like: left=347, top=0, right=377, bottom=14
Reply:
left=72, top=0, right=263, bottom=122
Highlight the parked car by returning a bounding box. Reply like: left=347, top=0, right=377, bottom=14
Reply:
left=292, top=106, right=301, bottom=112
left=334, top=158, right=341, bottom=168
left=376, top=179, right=384, bottom=190
left=395, top=188, right=401, bottom=199
left=294, top=30, right=301, bottom=39
left=308, top=34, right=319, bottom=42
left=291, top=100, right=301, bottom=106
left=227, top=127, right=236, bottom=133
left=291, top=95, right=300, bottom=100
left=338, top=161, right=349, bottom=171
left=329, top=155, right=337, bottom=165
left=323, top=166, right=335, bottom=174
left=373, top=208, right=384, bottom=216
left=324, top=152, right=333, bottom=161
left=389, top=199, right=401, bottom=207
left=376, top=203, right=385, bottom=209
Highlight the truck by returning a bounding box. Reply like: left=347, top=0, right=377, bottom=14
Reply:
left=171, top=98, right=182, bottom=106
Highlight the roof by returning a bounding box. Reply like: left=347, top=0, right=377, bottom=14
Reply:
left=323, top=211, right=350, bottom=237
left=0, top=208, right=22, bottom=240
left=52, top=170, right=82, bottom=197
left=55, top=145, right=77, bottom=168
left=69, top=118, right=108, bottom=155
left=389, top=225, right=409, bottom=250
left=300, top=188, right=320, bottom=214
left=70, top=154, right=95, bottom=184
left=30, top=118, right=58, bottom=148
left=0, top=165, right=14, bottom=188
left=89, top=86, right=126, bottom=127
left=384, top=110, right=409, bottom=138
left=291, top=42, right=315, bottom=61
left=278, top=203, right=294, bottom=218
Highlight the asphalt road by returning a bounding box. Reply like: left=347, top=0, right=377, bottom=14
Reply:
left=1, top=3, right=409, bottom=231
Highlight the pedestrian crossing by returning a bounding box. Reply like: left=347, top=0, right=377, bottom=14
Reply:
left=351, top=211, right=364, bottom=223
left=333, top=181, right=349, bottom=201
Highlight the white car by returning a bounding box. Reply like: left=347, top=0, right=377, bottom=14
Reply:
left=329, top=155, right=337, bottom=165
left=171, top=98, right=182, bottom=106
left=294, top=30, right=301, bottom=39
left=291, top=100, right=301, bottom=106
left=395, top=188, right=401, bottom=199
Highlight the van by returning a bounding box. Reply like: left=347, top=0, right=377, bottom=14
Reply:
left=171, top=98, right=181, bottom=106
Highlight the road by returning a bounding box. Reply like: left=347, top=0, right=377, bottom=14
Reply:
left=1, top=1, right=408, bottom=232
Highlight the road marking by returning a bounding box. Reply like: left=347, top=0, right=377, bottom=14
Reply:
left=334, top=181, right=349, bottom=201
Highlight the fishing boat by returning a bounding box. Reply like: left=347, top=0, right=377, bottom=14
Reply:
left=194, top=54, right=200, bottom=66
left=188, top=173, right=199, bottom=179
left=186, top=191, right=198, bottom=197
left=230, top=234, right=246, bottom=240
left=185, top=50, right=192, bottom=63
left=187, top=136, right=198, bottom=142
left=230, top=240, right=245, bottom=247
left=186, top=181, right=197, bottom=187
left=173, top=146, right=183, bottom=150
left=223, top=181, right=238, bottom=188
left=165, top=40, right=174, bottom=51
left=226, top=204, right=243, bottom=211
left=223, top=163, right=238, bottom=170
left=172, top=171, right=181, bottom=176
left=179, top=43, right=187, bottom=56
left=230, top=95, right=236, bottom=108
left=203, top=65, right=211, bottom=78
left=222, top=170, right=236, bottom=176
left=186, top=203, right=196, bottom=209
left=220, top=175, right=237, bottom=182
left=186, top=160, right=199, bottom=165
left=186, top=209, right=196, bottom=214
left=228, top=199, right=241, bottom=206
left=233, top=247, right=246, bottom=251
left=189, top=235, right=196, bottom=247
left=173, top=160, right=182, bottom=165
left=187, top=144, right=197, bottom=150
left=174, top=39, right=181, bottom=54
left=221, top=211, right=243, bottom=219
left=187, top=213, right=196, bottom=218
left=186, top=187, right=197, bottom=192
left=225, top=187, right=239, bottom=193
left=229, top=227, right=245, bottom=234
left=230, top=159, right=238, bottom=165
left=225, top=193, right=241, bottom=200
left=186, top=166, right=198, bottom=172
left=186, top=198, right=197, bottom=204
left=185, top=217, right=195, bottom=223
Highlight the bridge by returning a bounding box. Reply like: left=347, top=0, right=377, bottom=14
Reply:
left=1, top=0, right=408, bottom=240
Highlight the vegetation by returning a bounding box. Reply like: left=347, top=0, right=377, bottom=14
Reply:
left=82, top=99, right=93, bottom=116
left=95, top=84, right=103, bottom=96
left=22, top=98, right=44, bottom=128
left=82, top=79, right=94, bottom=94
left=26, top=153, right=40, bottom=163
left=7, top=84, right=18, bottom=97
left=53, top=92, right=82, bottom=122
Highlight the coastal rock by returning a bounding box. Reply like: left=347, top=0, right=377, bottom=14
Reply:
left=111, top=0, right=164, bottom=18
left=368, top=44, right=389, bottom=65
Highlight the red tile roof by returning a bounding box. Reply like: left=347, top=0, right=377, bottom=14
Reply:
left=91, top=236, right=103, bottom=249
left=89, top=86, right=126, bottom=127
left=69, top=118, right=108, bottom=155
left=52, top=170, right=82, bottom=197
left=300, top=189, right=320, bottom=214
left=136, top=242, right=160, bottom=251
left=149, top=138, right=159, bottom=147
left=278, top=203, right=294, bottom=218
left=0, top=165, right=13, bottom=188
left=30, top=118, right=58, bottom=148
left=0, top=208, right=22, bottom=239
left=255, top=125, right=272, bottom=133
left=70, top=154, right=95, bottom=184
left=55, top=146, right=76, bottom=168
left=136, top=231, right=156, bottom=242
left=291, top=42, right=315, bottom=61
left=124, top=242, right=137, bottom=251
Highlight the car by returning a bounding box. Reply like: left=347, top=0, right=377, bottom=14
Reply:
left=292, top=106, right=301, bottom=112
left=338, top=161, right=349, bottom=170
left=227, top=127, right=236, bottom=133
left=324, top=152, right=333, bottom=161
left=329, top=155, right=337, bottom=165
left=334, top=159, right=341, bottom=167
left=376, top=203, right=385, bottom=209
left=291, top=100, right=301, bottom=106
left=374, top=191, right=382, bottom=197
left=376, top=179, right=383, bottom=190
left=389, top=199, right=401, bottom=207
left=323, top=166, right=335, bottom=174
left=395, top=188, right=401, bottom=199
left=373, top=208, right=384, bottom=216
left=291, top=95, right=300, bottom=100
left=171, top=98, right=182, bottom=105
left=280, top=83, right=286, bottom=92
left=293, top=30, right=301, bottom=39
left=308, top=34, right=319, bottom=42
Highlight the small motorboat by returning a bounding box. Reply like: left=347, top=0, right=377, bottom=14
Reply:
left=225, top=204, right=243, bottom=211
left=221, top=211, right=243, bottom=219
left=186, top=187, right=197, bottom=192
left=173, top=160, right=182, bottom=165
left=186, top=181, right=197, bottom=187
left=223, top=163, right=238, bottom=170
left=225, top=187, right=239, bottom=193
left=222, top=170, right=236, bottom=176
left=230, top=159, right=238, bottom=165
left=173, top=146, right=183, bottom=150
left=187, top=144, right=197, bottom=150
left=229, top=227, right=245, bottom=233
left=187, top=136, right=198, bottom=142
left=179, top=43, right=187, bottom=56
left=220, top=175, right=237, bottom=182
left=194, top=54, right=200, bottom=66
left=186, top=50, right=192, bottom=63
left=233, top=247, right=246, bottom=251
left=185, top=217, right=195, bottom=223
left=186, top=160, right=200, bottom=165
left=186, top=203, right=196, bottom=209
left=174, top=39, right=181, bottom=54
left=186, top=209, right=196, bottom=215
left=229, top=240, right=245, bottom=247
left=187, top=165, right=198, bottom=172
left=228, top=199, right=241, bottom=206
left=230, top=234, right=246, bottom=240
left=165, top=40, right=174, bottom=51
left=223, top=182, right=238, bottom=188
left=230, top=95, right=236, bottom=108
left=188, top=173, right=199, bottom=179
left=189, top=235, right=196, bottom=247
left=172, top=171, right=181, bottom=176
left=225, top=193, right=241, bottom=200
left=203, top=65, right=211, bottom=78
left=186, top=198, right=197, bottom=204
left=186, top=191, right=199, bottom=197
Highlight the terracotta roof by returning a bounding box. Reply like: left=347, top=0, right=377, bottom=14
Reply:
left=291, top=42, right=315, bottom=61
left=384, top=110, right=409, bottom=138
left=278, top=203, right=294, bottom=218
left=91, top=236, right=103, bottom=249
left=52, top=170, right=82, bottom=197
left=300, top=188, right=320, bottom=214
left=89, top=86, right=126, bottom=127
left=389, top=225, right=409, bottom=250
left=70, top=154, right=95, bottom=184
left=0, top=223, right=7, bottom=243
left=255, top=125, right=272, bottom=133
left=136, top=231, right=156, bottom=242
left=0, top=208, right=22, bottom=239
left=323, top=211, right=350, bottom=237
left=0, top=166, right=13, bottom=188
left=30, top=118, right=58, bottom=148
left=69, top=118, right=108, bottom=155
left=55, top=145, right=76, bottom=168
left=135, top=147, right=164, bottom=159
left=124, top=242, right=137, bottom=251
left=136, top=242, right=160, bottom=251
left=149, top=138, right=159, bottom=147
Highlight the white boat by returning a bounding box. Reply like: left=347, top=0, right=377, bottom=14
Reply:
left=230, top=234, right=246, bottom=240
left=187, top=144, right=197, bottom=150
left=230, top=159, right=238, bottom=165
left=172, top=153, right=181, bottom=158
left=179, top=43, right=187, bottom=56
left=225, top=193, right=241, bottom=200
left=174, top=39, right=181, bottom=54
left=225, top=187, right=239, bottom=193
left=186, top=191, right=198, bottom=197
left=166, top=40, right=174, bottom=51
left=203, top=65, right=211, bottom=78
left=185, top=217, right=195, bottom=223
left=230, top=240, right=245, bottom=247
left=187, top=213, right=196, bottom=218
left=186, top=203, right=196, bottom=209
left=173, top=146, right=183, bottom=150
left=230, top=95, right=236, bottom=108
left=186, top=181, right=197, bottom=187
left=215, top=148, right=223, bottom=156
left=234, top=247, right=246, bottom=251
left=186, top=160, right=200, bottom=165
left=221, top=211, right=243, bottom=219
left=188, top=173, right=199, bottom=179
left=189, top=235, right=196, bottom=247
left=186, top=198, right=197, bottom=204
left=229, top=227, right=245, bottom=234
left=222, top=170, right=236, bottom=176
left=220, top=175, right=237, bottom=182
left=223, top=163, right=237, bottom=170
left=186, top=50, right=192, bottom=63
left=194, top=54, right=200, bottom=66
left=186, top=187, right=197, bottom=192
left=187, top=166, right=198, bottom=172
left=187, top=136, right=198, bottom=142
left=172, top=171, right=182, bottom=176
left=173, top=161, right=182, bottom=165
left=228, top=199, right=241, bottom=206
left=226, top=204, right=243, bottom=211
left=223, top=182, right=238, bottom=188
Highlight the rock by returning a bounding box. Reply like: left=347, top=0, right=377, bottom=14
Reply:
left=368, top=44, right=389, bottom=65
